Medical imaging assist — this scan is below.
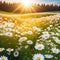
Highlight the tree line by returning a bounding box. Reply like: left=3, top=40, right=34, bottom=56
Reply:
left=0, top=1, right=60, bottom=13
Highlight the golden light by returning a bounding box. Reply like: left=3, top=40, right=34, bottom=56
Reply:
left=13, top=0, right=36, bottom=13
left=21, top=0, right=32, bottom=7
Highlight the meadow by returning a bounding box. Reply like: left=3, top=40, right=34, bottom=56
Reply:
left=0, top=12, right=60, bottom=60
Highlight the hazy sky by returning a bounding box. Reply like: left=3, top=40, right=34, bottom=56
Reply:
left=0, top=0, right=60, bottom=4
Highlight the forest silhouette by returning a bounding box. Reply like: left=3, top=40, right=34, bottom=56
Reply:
left=0, top=1, right=60, bottom=13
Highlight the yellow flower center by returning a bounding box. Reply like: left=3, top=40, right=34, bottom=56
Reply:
left=38, top=46, right=42, bottom=49
left=2, top=58, right=5, bottom=60
left=8, top=48, right=12, bottom=51
left=36, top=57, right=41, bottom=60
left=54, top=50, right=57, bottom=53
left=45, top=36, right=48, bottom=39
left=0, top=48, right=2, bottom=50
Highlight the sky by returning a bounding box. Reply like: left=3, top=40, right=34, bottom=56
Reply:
left=0, top=0, right=60, bottom=5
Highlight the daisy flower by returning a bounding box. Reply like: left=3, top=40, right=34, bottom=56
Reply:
left=51, top=48, right=60, bottom=54
left=33, top=26, right=41, bottom=32
left=0, top=56, right=8, bottom=60
left=27, top=31, right=33, bottom=35
left=0, top=48, right=5, bottom=52
left=13, top=51, right=19, bottom=57
left=35, top=43, right=45, bottom=50
left=44, top=54, right=53, bottom=58
left=21, top=32, right=27, bottom=35
left=33, top=54, right=44, bottom=60
left=41, top=31, right=50, bottom=39
left=27, top=40, right=33, bottom=45
left=19, top=37, right=27, bottom=42
left=4, top=32, right=13, bottom=37
left=7, top=22, right=14, bottom=28
left=6, top=48, right=14, bottom=52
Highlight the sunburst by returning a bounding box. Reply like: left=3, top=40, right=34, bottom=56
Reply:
left=21, top=0, right=32, bottom=7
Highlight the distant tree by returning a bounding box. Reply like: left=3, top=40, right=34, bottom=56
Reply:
left=0, top=1, right=60, bottom=13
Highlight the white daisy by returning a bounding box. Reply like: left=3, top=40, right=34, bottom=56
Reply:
left=53, top=37, right=60, bottom=44
left=33, top=26, right=41, bottom=32
left=27, top=40, right=33, bottom=45
left=6, top=48, right=14, bottom=52
left=0, top=48, right=5, bottom=52
left=19, top=37, right=27, bottom=42
left=21, top=32, right=27, bottom=35
left=27, top=31, right=33, bottom=35
left=41, top=31, right=50, bottom=39
left=4, top=28, right=12, bottom=32
left=35, top=43, right=45, bottom=50
left=51, top=48, right=60, bottom=54
left=47, top=27, right=50, bottom=30
left=55, top=39, right=60, bottom=44
left=33, top=54, right=44, bottom=60
left=44, top=54, right=53, bottom=58
left=13, top=51, right=19, bottom=57
left=0, top=56, right=8, bottom=60
left=4, top=32, right=13, bottom=37
left=7, top=22, right=14, bottom=28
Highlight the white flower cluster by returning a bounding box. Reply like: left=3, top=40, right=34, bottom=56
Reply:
left=32, top=14, right=60, bottom=60
left=0, top=14, right=60, bottom=60
left=0, top=48, right=19, bottom=59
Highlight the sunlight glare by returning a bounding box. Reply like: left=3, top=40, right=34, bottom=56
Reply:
left=21, top=0, right=32, bottom=7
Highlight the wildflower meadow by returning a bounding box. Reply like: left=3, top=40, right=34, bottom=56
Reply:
left=0, top=13, right=60, bottom=60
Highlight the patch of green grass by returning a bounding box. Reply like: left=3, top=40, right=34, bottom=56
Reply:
left=0, top=11, right=56, bottom=18
left=0, top=10, right=15, bottom=15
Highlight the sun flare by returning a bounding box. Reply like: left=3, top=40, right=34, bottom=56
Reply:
left=21, top=0, right=32, bottom=7
left=13, top=0, right=35, bottom=13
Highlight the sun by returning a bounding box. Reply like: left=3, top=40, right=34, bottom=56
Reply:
left=13, top=0, right=35, bottom=13
left=21, top=0, right=32, bottom=7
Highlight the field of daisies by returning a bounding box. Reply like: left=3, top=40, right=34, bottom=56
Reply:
left=0, top=13, right=60, bottom=60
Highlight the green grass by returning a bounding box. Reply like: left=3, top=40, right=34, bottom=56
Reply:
left=0, top=10, right=14, bottom=14
left=0, top=11, right=59, bottom=19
